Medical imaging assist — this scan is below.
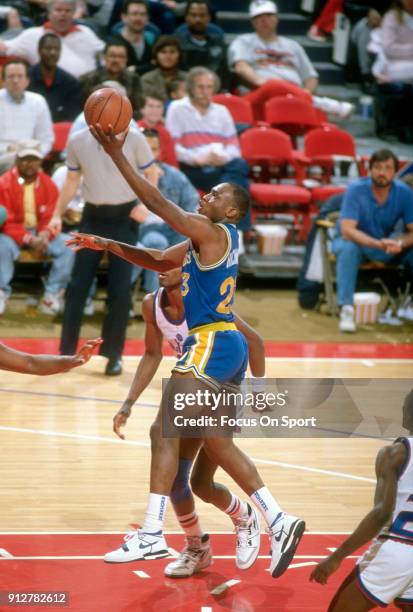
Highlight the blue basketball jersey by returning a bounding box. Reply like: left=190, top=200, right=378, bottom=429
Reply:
left=181, top=222, right=239, bottom=331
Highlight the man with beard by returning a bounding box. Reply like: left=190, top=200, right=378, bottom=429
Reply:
left=332, top=149, right=413, bottom=333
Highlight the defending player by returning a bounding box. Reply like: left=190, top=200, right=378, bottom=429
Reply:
left=106, top=267, right=266, bottom=576
left=310, top=390, right=413, bottom=611
left=0, top=338, right=102, bottom=374
left=67, top=124, right=305, bottom=579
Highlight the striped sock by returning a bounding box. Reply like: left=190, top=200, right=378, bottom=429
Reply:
left=225, top=494, right=248, bottom=522
left=177, top=511, right=203, bottom=537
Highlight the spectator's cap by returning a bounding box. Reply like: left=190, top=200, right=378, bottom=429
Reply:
left=249, top=0, right=277, bottom=18
left=16, top=140, right=43, bottom=160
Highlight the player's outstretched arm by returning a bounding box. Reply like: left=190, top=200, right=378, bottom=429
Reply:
left=310, top=443, right=404, bottom=585
left=113, top=295, right=163, bottom=439
left=233, top=313, right=265, bottom=377
left=67, top=233, right=189, bottom=272
left=0, top=338, right=102, bottom=375
left=90, top=125, right=219, bottom=245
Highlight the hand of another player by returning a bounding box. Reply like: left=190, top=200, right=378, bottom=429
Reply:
left=90, top=124, right=128, bottom=157
left=66, top=232, right=108, bottom=252
left=309, top=554, right=342, bottom=585
left=72, top=338, right=103, bottom=366
left=113, top=403, right=133, bottom=440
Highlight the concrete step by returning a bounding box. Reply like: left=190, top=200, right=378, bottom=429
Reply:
left=294, top=35, right=333, bottom=63
left=217, top=11, right=311, bottom=35
left=211, top=0, right=301, bottom=12
left=314, top=62, right=345, bottom=85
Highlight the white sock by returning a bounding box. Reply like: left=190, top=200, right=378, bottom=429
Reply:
left=225, top=494, right=249, bottom=522
left=142, top=493, right=169, bottom=534
left=177, top=511, right=203, bottom=537
left=250, top=486, right=284, bottom=529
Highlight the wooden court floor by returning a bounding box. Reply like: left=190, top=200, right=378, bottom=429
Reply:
left=1, top=356, right=412, bottom=534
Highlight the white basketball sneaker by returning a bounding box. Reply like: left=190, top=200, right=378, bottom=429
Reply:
left=164, top=534, right=212, bottom=578
left=268, top=514, right=306, bottom=578
left=104, top=530, right=169, bottom=563
left=234, top=503, right=261, bottom=570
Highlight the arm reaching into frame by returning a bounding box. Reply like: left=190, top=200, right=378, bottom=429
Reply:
left=0, top=338, right=102, bottom=375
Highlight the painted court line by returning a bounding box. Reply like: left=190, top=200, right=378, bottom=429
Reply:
left=0, top=530, right=352, bottom=535
left=210, top=579, right=240, bottom=595
left=0, top=555, right=361, bottom=561
left=0, top=426, right=376, bottom=484
left=133, top=570, right=150, bottom=578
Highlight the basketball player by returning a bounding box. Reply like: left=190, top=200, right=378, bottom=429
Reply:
left=106, top=267, right=266, bottom=576
left=310, top=390, right=413, bottom=611
left=67, top=124, right=305, bottom=579
left=0, top=338, right=102, bottom=374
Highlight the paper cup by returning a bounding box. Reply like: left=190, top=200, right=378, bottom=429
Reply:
left=354, top=292, right=381, bottom=324
left=255, top=225, right=288, bottom=256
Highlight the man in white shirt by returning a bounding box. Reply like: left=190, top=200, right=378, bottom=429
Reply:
left=228, top=0, right=353, bottom=119
left=165, top=66, right=249, bottom=198
left=0, top=60, right=54, bottom=174
left=0, top=0, right=104, bottom=79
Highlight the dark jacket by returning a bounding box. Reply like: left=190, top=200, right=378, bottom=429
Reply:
left=28, top=64, right=82, bottom=122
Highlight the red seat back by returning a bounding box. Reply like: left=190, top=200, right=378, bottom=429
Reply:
left=53, top=122, right=72, bottom=152
left=240, top=126, right=293, bottom=163
left=304, top=126, right=356, bottom=158
left=264, top=95, right=319, bottom=136
left=212, top=94, right=254, bottom=125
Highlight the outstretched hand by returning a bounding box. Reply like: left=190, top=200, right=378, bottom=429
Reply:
left=72, top=338, right=103, bottom=366
left=309, top=554, right=342, bottom=585
left=66, top=232, right=108, bottom=252
left=113, top=403, right=132, bottom=440
left=89, top=124, right=128, bottom=157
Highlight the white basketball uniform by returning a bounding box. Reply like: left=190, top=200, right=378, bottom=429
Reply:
left=153, top=288, right=188, bottom=358
left=356, top=437, right=413, bottom=608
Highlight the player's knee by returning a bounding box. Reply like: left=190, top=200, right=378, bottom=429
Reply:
left=170, top=458, right=192, bottom=504
left=149, top=420, right=162, bottom=447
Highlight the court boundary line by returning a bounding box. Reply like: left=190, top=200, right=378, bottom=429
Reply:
left=0, top=531, right=352, bottom=535
left=0, top=425, right=376, bottom=483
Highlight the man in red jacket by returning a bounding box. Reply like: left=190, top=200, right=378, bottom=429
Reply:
left=0, top=140, right=75, bottom=316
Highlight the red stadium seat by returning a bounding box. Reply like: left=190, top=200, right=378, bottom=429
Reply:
left=304, top=126, right=357, bottom=183
left=212, top=93, right=254, bottom=125
left=240, top=127, right=312, bottom=239
left=53, top=122, right=72, bottom=152
left=240, top=126, right=309, bottom=184
left=264, top=95, right=320, bottom=142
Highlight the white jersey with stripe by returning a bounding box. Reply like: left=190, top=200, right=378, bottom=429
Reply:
left=382, top=437, right=413, bottom=543
left=153, top=288, right=188, bottom=358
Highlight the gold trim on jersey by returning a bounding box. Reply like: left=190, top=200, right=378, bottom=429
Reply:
left=189, top=322, right=237, bottom=335
left=172, top=364, right=221, bottom=392
left=191, top=223, right=232, bottom=271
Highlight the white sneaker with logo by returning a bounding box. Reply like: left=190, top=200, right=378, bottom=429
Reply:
left=39, top=292, right=61, bottom=315
left=234, top=503, right=261, bottom=570
left=313, top=96, right=354, bottom=118
left=268, top=514, right=306, bottom=578
left=104, top=530, right=169, bottom=563
left=164, top=534, right=212, bottom=577
left=339, top=305, right=356, bottom=333
left=0, top=289, right=8, bottom=315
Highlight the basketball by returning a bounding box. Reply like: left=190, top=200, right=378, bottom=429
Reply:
left=84, top=87, right=133, bottom=135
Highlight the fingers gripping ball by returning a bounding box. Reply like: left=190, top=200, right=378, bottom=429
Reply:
left=0, top=205, right=7, bottom=228
left=84, top=87, right=132, bottom=135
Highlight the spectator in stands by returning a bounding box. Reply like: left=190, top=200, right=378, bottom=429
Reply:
left=132, top=127, right=198, bottom=292
left=166, top=75, right=186, bottom=101
left=228, top=0, right=353, bottom=120
left=348, top=8, right=382, bottom=90
left=165, top=66, right=249, bottom=195
left=0, top=60, right=54, bottom=174
left=371, top=0, right=413, bottom=141
left=141, top=34, right=187, bottom=98
left=308, top=0, right=343, bottom=42
left=333, top=149, right=413, bottom=333
left=0, top=0, right=104, bottom=79
left=0, top=140, right=74, bottom=316
left=110, top=0, right=157, bottom=75
left=137, top=92, right=178, bottom=166
left=175, top=1, right=228, bottom=82
left=0, top=6, right=23, bottom=40
left=28, top=32, right=82, bottom=122
left=80, top=41, right=143, bottom=118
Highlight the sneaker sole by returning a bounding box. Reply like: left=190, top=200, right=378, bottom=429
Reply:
left=164, top=555, right=213, bottom=578
left=271, top=520, right=306, bottom=578
left=104, top=548, right=170, bottom=563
